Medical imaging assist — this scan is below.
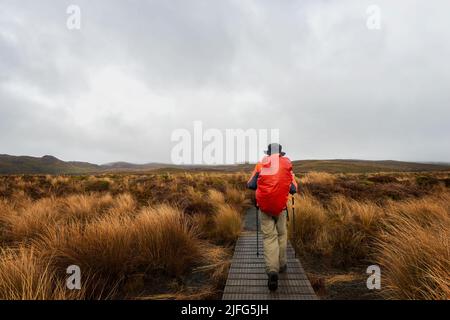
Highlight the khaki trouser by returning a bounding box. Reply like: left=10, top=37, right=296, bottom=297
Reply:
left=260, top=210, right=287, bottom=273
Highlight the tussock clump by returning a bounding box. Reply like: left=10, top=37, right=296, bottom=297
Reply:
left=2, top=197, right=61, bottom=244
left=35, top=204, right=202, bottom=294
left=0, top=246, right=86, bottom=300
left=107, top=193, right=136, bottom=218
left=190, top=213, right=213, bottom=239
left=37, top=217, right=134, bottom=278
left=0, top=199, right=15, bottom=239
left=207, top=189, right=225, bottom=205
left=288, top=194, right=330, bottom=255
left=183, top=186, right=216, bottom=214
left=212, top=204, right=242, bottom=244
left=84, top=177, right=112, bottom=192
left=134, top=205, right=201, bottom=276
left=224, top=187, right=250, bottom=211
left=193, top=188, right=246, bottom=244
left=367, top=175, right=399, bottom=184
left=375, top=195, right=450, bottom=300
left=198, top=244, right=232, bottom=285
left=290, top=194, right=385, bottom=266
left=384, top=196, right=448, bottom=229
left=301, top=172, right=337, bottom=185
left=60, top=193, right=114, bottom=223
left=326, top=196, right=384, bottom=266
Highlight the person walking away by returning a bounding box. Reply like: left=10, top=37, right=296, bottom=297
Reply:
left=247, top=143, right=297, bottom=291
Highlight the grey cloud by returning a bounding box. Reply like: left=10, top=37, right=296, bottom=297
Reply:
left=0, top=0, right=449, bottom=164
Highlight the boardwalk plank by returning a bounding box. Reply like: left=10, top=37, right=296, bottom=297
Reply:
left=222, top=209, right=317, bottom=300
left=222, top=293, right=317, bottom=300
left=226, top=273, right=309, bottom=280
left=224, top=285, right=315, bottom=295
left=225, top=279, right=312, bottom=287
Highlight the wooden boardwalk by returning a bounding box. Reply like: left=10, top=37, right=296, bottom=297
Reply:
left=222, top=208, right=317, bottom=300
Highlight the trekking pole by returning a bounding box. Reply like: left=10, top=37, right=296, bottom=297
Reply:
left=256, top=202, right=259, bottom=257
left=292, top=195, right=296, bottom=257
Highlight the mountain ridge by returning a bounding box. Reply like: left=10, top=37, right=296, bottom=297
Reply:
left=1, top=154, right=450, bottom=174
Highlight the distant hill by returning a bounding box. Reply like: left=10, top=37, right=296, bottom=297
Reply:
left=0, top=154, right=101, bottom=174
left=167, top=159, right=450, bottom=174
left=1, top=154, right=449, bottom=175
left=290, top=159, right=450, bottom=174
left=101, top=162, right=172, bottom=171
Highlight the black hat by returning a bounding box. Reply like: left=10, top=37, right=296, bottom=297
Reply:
left=264, top=143, right=285, bottom=156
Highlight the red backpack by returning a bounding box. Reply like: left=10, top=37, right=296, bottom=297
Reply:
left=247, top=154, right=297, bottom=216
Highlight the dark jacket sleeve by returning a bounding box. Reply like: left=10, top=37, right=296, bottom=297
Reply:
left=247, top=171, right=259, bottom=190
left=289, top=182, right=297, bottom=194
left=289, top=172, right=298, bottom=194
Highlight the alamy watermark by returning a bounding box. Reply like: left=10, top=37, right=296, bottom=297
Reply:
left=171, top=121, right=280, bottom=166
left=66, top=265, right=81, bottom=290
left=366, top=265, right=381, bottom=290
left=67, top=5, right=81, bottom=30
left=366, top=5, right=381, bottom=30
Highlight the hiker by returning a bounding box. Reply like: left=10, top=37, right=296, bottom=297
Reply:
left=247, top=143, right=297, bottom=291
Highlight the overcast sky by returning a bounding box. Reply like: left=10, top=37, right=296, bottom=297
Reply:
left=1, top=0, right=449, bottom=164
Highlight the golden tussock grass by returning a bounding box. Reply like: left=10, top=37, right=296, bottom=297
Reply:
left=1, top=197, right=61, bottom=244
left=208, top=189, right=225, bottom=205
left=290, top=193, right=384, bottom=265
left=301, top=171, right=337, bottom=185
left=2, top=171, right=448, bottom=300
left=0, top=174, right=249, bottom=300
left=60, top=193, right=114, bottom=223
left=288, top=194, right=330, bottom=255
left=36, top=205, right=201, bottom=281
left=224, top=187, right=248, bottom=209
left=326, top=196, right=384, bottom=266
left=212, top=204, right=243, bottom=244
left=0, top=246, right=86, bottom=300
left=375, top=194, right=450, bottom=300
left=290, top=188, right=449, bottom=299
left=191, top=188, right=244, bottom=245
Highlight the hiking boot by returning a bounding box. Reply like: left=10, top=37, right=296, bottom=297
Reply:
left=268, top=272, right=278, bottom=291
left=279, top=264, right=287, bottom=273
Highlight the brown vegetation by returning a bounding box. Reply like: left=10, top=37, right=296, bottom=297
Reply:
left=0, top=173, right=250, bottom=300
left=0, top=170, right=448, bottom=300
left=290, top=171, right=450, bottom=300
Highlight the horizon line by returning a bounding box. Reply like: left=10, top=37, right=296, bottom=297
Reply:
left=1, top=153, right=449, bottom=166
